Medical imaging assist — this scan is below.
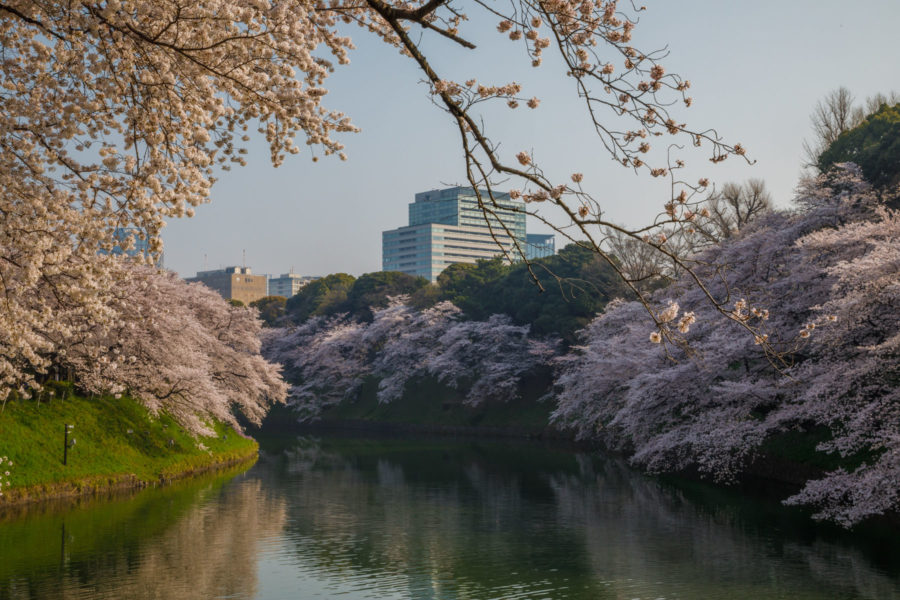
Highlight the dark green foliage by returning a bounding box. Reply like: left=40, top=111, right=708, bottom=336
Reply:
left=284, top=271, right=429, bottom=322
left=344, top=271, right=429, bottom=320
left=249, top=295, right=287, bottom=327
left=437, top=258, right=509, bottom=310
left=436, top=244, right=632, bottom=343
left=819, top=103, right=900, bottom=191
left=283, top=245, right=629, bottom=342
left=227, top=299, right=245, bottom=307
left=408, top=283, right=442, bottom=309
left=285, top=272, right=356, bottom=321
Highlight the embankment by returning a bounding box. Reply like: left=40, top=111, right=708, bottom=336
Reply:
left=258, top=374, right=569, bottom=440
left=0, top=383, right=257, bottom=504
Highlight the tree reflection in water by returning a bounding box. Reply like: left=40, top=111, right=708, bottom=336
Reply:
left=263, top=436, right=900, bottom=600
left=1, top=436, right=898, bottom=600
left=0, top=466, right=286, bottom=599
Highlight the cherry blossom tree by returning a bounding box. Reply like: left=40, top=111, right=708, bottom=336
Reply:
left=262, top=315, right=371, bottom=420
left=364, top=300, right=462, bottom=403
left=263, top=297, right=556, bottom=419
left=1, top=1, right=759, bottom=403
left=54, top=259, right=287, bottom=435
left=781, top=208, right=900, bottom=526
left=554, top=165, right=898, bottom=525
left=0, top=248, right=119, bottom=401
left=426, top=313, right=557, bottom=405
left=1, top=0, right=354, bottom=400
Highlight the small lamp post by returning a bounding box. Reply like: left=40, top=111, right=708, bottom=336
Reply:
left=63, top=424, right=76, bottom=466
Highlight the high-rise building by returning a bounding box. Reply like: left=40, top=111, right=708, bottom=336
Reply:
left=409, top=187, right=526, bottom=241
left=186, top=266, right=268, bottom=304
left=525, top=233, right=556, bottom=261
left=383, top=187, right=527, bottom=282
left=268, top=273, right=319, bottom=298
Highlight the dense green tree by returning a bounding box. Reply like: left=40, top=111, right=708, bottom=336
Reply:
left=818, top=103, right=900, bottom=191
left=437, top=258, right=509, bottom=315
left=408, top=283, right=442, bottom=309
left=345, top=271, right=429, bottom=320
left=436, top=245, right=631, bottom=343
left=285, top=273, right=356, bottom=322
left=250, top=296, right=287, bottom=327
left=284, top=247, right=629, bottom=342
left=284, top=271, right=429, bottom=322
left=228, top=299, right=245, bottom=308
left=801, top=88, right=899, bottom=170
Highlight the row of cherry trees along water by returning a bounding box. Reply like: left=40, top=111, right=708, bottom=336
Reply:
left=5, top=256, right=287, bottom=436
left=263, top=166, right=899, bottom=527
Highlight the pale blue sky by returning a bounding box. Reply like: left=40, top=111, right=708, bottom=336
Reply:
left=163, top=0, right=900, bottom=278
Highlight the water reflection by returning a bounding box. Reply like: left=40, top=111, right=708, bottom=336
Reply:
left=263, top=436, right=900, bottom=600
left=1, top=435, right=898, bottom=600
left=0, top=465, right=286, bottom=599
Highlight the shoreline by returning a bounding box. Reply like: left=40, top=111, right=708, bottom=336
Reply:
left=282, top=417, right=573, bottom=441
left=276, top=416, right=834, bottom=488
left=262, top=416, right=900, bottom=528
left=0, top=388, right=262, bottom=509
left=0, top=446, right=258, bottom=508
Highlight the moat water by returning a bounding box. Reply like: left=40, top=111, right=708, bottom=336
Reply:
left=1, top=434, right=899, bottom=599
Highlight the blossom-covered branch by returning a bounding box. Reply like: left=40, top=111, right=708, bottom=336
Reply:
left=554, top=166, right=898, bottom=526
left=355, top=0, right=767, bottom=344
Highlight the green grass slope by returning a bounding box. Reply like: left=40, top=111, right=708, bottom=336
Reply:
left=0, top=383, right=257, bottom=502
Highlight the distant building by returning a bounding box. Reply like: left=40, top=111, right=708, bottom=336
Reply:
left=383, top=187, right=527, bottom=282
left=409, top=187, right=526, bottom=241
left=525, top=233, right=556, bottom=261
left=187, top=267, right=268, bottom=304
left=383, top=223, right=521, bottom=282
left=268, top=273, right=319, bottom=298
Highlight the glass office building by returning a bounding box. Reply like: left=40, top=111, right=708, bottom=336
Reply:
left=383, top=187, right=530, bottom=282
left=525, top=233, right=556, bottom=261
left=383, top=223, right=522, bottom=282
left=409, top=187, right=526, bottom=242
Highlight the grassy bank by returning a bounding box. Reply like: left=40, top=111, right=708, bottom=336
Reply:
left=0, top=383, right=258, bottom=503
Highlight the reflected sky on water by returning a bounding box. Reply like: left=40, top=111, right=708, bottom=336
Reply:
left=1, top=434, right=899, bottom=599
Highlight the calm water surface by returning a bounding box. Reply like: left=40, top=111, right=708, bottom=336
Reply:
left=1, top=434, right=899, bottom=599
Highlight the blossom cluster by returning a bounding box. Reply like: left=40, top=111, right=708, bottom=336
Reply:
left=48, top=259, right=287, bottom=435
left=263, top=298, right=557, bottom=420
left=555, top=166, right=895, bottom=526
left=1, top=1, right=359, bottom=402
left=648, top=301, right=697, bottom=343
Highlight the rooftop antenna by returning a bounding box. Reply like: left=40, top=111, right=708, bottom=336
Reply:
left=242, top=249, right=246, bottom=268
left=203, top=253, right=208, bottom=270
